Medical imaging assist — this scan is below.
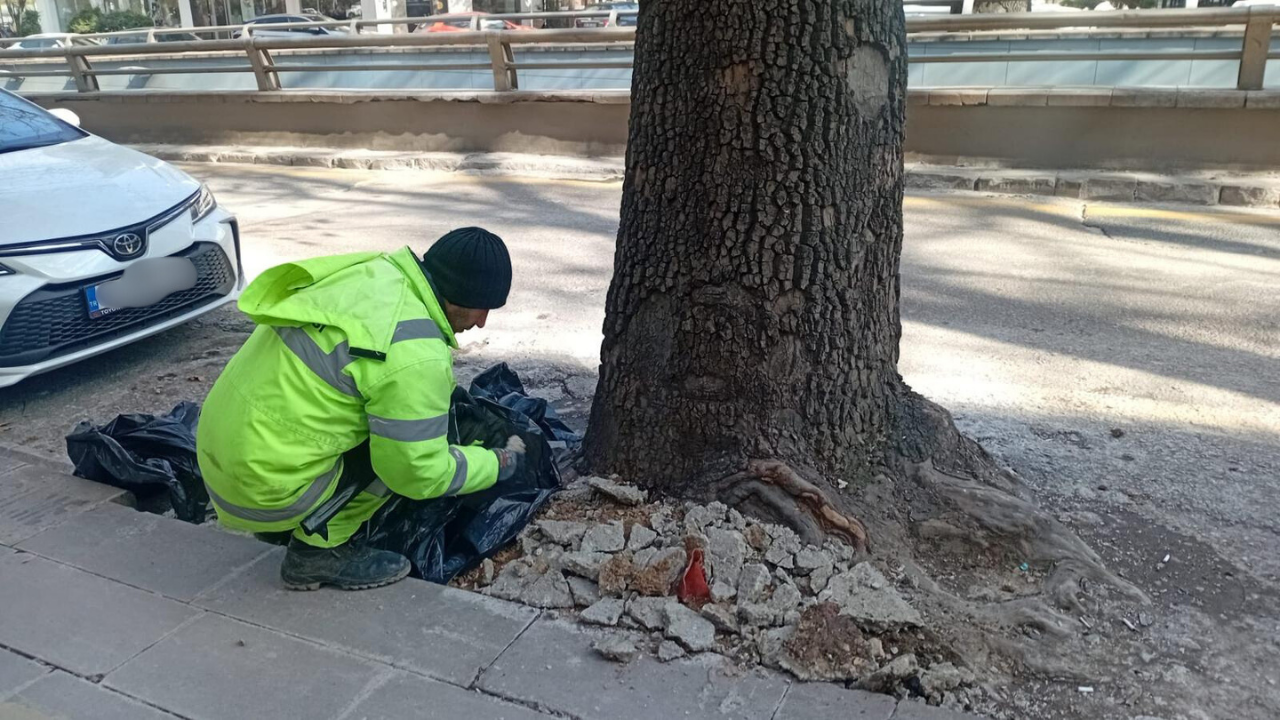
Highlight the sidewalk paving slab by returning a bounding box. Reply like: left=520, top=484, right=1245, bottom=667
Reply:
left=0, top=552, right=198, bottom=677
left=478, top=617, right=790, bottom=720
left=2, top=671, right=180, bottom=720
left=0, top=647, right=48, bottom=698
left=344, top=671, right=556, bottom=720
left=194, top=547, right=539, bottom=686
left=105, top=613, right=384, bottom=720
left=775, top=681, right=897, bottom=719
left=16, top=502, right=272, bottom=602
left=0, top=464, right=127, bottom=545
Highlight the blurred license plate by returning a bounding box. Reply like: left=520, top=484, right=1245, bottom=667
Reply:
left=84, top=257, right=198, bottom=319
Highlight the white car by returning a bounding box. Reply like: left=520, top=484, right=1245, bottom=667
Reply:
left=0, top=89, right=243, bottom=389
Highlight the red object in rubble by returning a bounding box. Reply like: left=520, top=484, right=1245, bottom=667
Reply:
left=677, top=548, right=711, bottom=606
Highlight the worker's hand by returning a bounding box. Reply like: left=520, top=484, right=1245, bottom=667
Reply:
left=494, top=434, right=527, bottom=482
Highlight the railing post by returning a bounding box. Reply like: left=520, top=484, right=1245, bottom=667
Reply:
left=487, top=33, right=518, bottom=91
left=65, top=50, right=98, bottom=93
left=243, top=37, right=281, bottom=91
left=1237, top=8, right=1273, bottom=91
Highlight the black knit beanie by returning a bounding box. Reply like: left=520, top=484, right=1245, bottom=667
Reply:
left=420, top=227, right=512, bottom=310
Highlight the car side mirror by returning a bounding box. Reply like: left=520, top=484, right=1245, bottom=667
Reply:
left=48, top=108, right=81, bottom=127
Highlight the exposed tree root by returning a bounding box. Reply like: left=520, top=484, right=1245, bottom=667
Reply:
left=713, top=459, right=869, bottom=552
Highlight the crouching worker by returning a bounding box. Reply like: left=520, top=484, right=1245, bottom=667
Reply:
left=197, top=228, right=525, bottom=591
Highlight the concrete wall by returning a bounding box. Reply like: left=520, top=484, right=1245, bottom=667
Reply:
left=27, top=88, right=1280, bottom=171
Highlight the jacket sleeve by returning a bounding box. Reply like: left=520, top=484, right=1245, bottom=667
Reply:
left=363, top=357, right=498, bottom=500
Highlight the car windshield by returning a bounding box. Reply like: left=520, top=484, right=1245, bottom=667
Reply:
left=0, top=90, right=86, bottom=154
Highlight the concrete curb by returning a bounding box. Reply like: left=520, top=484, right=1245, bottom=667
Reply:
left=134, top=144, right=1280, bottom=209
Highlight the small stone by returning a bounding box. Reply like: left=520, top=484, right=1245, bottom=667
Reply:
left=683, top=504, right=720, bottom=534
left=919, top=662, right=973, bottom=696
left=665, top=603, right=717, bottom=652
left=587, top=476, right=648, bottom=506
left=738, top=563, right=771, bottom=603
left=598, top=551, right=636, bottom=596
left=757, top=625, right=795, bottom=670
left=810, top=564, right=834, bottom=594
left=538, top=520, right=589, bottom=547
left=1110, top=428, right=1126, bottom=438
left=794, top=547, right=834, bottom=574
left=764, top=541, right=797, bottom=569
left=480, top=559, right=496, bottom=586
left=728, top=509, right=746, bottom=530
left=517, top=570, right=575, bottom=609
left=627, top=597, right=672, bottom=631
left=560, top=552, right=610, bottom=580
left=706, top=527, right=747, bottom=587
left=857, top=653, right=919, bottom=693
left=581, top=521, right=626, bottom=554
left=567, top=577, right=600, bottom=607
left=627, top=524, right=658, bottom=551
left=650, top=508, right=679, bottom=537
left=486, top=558, right=537, bottom=601
left=592, top=636, right=637, bottom=663
left=738, top=602, right=778, bottom=628
left=1139, top=612, right=1154, bottom=627
left=743, top=524, right=770, bottom=551
left=710, top=579, right=737, bottom=603
left=770, top=583, right=803, bottom=616
left=868, top=638, right=885, bottom=660
left=580, top=598, right=626, bottom=626
left=701, top=603, right=740, bottom=634
left=657, top=640, right=687, bottom=662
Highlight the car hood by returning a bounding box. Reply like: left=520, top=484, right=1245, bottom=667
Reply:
left=0, top=135, right=199, bottom=245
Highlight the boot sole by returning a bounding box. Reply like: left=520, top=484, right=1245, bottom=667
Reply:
left=283, top=564, right=411, bottom=592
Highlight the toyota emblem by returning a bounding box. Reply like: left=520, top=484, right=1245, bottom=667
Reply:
left=111, top=232, right=144, bottom=258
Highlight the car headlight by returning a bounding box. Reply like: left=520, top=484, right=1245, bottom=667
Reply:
left=190, top=185, right=217, bottom=224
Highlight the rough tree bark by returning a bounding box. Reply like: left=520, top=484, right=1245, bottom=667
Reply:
left=586, top=0, right=907, bottom=534
left=584, top=1, right=1143, bottom=662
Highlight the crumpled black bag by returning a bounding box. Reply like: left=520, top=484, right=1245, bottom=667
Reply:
left=65, top=401, right=209, bottom=522
left=469, top=363, right=582, bottom=458
left=352, top=368, right=568, bottom=583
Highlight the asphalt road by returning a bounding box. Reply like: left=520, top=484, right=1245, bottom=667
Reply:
left=1, top=164, right=1278, bottom=716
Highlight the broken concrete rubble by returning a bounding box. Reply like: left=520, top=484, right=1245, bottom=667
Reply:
left=479, top=475, right=946, bottom=695
left=818, top=563, right=923, bottom=628
left=592, top=636, right=638, bottom=663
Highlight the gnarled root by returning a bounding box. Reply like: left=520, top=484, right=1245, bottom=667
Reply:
left=715, top=459, right=869, bottom=552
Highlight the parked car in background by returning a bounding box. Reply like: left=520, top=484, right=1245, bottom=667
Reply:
left=416, top=12, right=534, bottom=32
left=100, top=28, right=203, bottom=45
left=4, top=34, right=96, bottom=50
left=574, top=2, right=638, bottom=28
left=232, top=14, right=351, bottom=39
left=0, top=89, right=243, bottom=389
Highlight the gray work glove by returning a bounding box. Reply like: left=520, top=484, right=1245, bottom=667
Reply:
left=494, top=434, right=527, bottom=482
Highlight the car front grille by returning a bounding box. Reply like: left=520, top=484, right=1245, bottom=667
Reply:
left=0, top=242, right=235, bottom=368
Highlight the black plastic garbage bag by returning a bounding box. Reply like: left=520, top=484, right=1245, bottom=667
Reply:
left=352, top=381, right=565, bottom=583
left=65, top=401, right=209, bottom=522
left=469, top=363, right=582, bottom=458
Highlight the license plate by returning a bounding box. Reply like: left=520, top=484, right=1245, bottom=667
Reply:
left=84, top=257, right=199, bottom=319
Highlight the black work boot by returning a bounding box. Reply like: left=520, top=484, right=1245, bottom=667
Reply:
left=280, top=538, right=411, bottom=591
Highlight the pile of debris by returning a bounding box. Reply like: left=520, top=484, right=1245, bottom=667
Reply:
left=472, top=475, right=973, bottom=706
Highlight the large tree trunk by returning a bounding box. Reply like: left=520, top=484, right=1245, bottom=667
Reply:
left=586, top=0, right=909, bottom=501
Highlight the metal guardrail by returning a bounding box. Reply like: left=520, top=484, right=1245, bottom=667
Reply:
left=0, top=8, right=1276, bottom=93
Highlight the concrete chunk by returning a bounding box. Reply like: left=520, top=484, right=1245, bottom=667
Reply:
left=627, top=524, right=658, bottom=551
left=580, top=598, right=626, bottom=626
left=586, top=476, right=648, bottom=506
left=664, top=603, right=717, bottom=652
left=819, top=564, right=923, bottom=628
left=538, top=519, right=589, bottom=547
left=580, top=521, right=626, bottom=554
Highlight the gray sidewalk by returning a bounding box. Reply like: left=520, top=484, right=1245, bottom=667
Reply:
left=0, top=445, right=968, bottom=720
